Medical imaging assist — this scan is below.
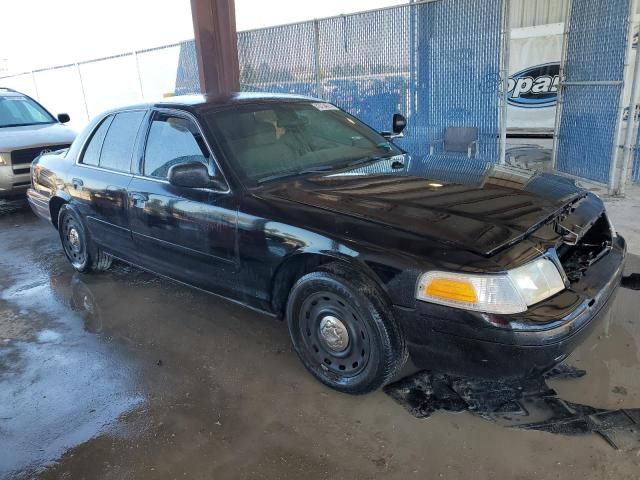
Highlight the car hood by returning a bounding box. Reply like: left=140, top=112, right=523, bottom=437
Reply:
left=0, top=123, right=76, bottom=151
left=257, top=157, right=587, bottom=256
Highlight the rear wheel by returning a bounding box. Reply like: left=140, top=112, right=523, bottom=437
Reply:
left=286, top=265, right=407, bottom=394
left=58, top=205, right=112, bottom=273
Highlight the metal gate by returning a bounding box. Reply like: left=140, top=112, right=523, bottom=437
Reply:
left=553, top=0, right=632, bottom=187
left=415, top=0, right=503, bottom=159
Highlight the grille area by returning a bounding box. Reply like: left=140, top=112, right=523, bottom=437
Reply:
left=10, top=145, right=70, bottom=173
left=557, top=214, right=613, bottom=283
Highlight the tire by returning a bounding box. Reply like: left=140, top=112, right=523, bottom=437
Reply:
left=286, top=263, right=407, bottom=394
left=58, top=205, right=112, bottom=273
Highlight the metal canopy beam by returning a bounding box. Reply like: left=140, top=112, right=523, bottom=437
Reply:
left=189, top=0, right=240, bottom=95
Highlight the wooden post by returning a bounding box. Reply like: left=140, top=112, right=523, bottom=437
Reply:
left=189, top=0, right=240, bottom=95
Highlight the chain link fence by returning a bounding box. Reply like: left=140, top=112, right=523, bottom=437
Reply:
left=177, top=1, right=503, bottom=158
left=0, top=41, right=194, bottom=130
left=1, top=1, right=504, bottom=160
left=554, top=0, right=631, bottom=185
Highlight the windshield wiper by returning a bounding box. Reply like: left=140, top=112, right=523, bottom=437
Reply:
left=298, top=165, right=335, bottom=173
left=261, top=163, right=348, bottom=183
left=256, top=156, right=396, bottom=185
left=256, top=166, right=335, bottom=185
left=0, top=121, right=55, bottom=128
left=345, top=155, right=395, bottom=168
left=376, top=141, right=394, bottom=151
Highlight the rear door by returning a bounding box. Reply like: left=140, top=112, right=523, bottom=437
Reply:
left=128, top=109, right=239, bottom=295
left=69, top=110, right=146, bottom=259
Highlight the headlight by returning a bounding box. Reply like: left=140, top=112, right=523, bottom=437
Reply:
left=0, top=152, right=10, bottom=166
left=416, top=256, right=566, bottom=314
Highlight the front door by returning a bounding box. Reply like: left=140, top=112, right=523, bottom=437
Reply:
left=128, top=110, right=239, bottom=295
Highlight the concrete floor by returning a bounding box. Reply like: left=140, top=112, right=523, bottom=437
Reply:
left=1, top=197, right=640, bottom=479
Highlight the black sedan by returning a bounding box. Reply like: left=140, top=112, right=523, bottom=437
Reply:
left=27, top=93, right=626, bottom=394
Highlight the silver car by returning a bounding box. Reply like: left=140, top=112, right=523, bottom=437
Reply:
left=0, top=88, right=76, bottom=197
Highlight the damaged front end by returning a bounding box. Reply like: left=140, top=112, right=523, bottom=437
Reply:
left=556, top=212, right=615, bottom=283
left=394, top=193, right=627, bottom=379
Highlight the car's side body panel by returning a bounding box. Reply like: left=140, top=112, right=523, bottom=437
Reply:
left=127, top=175, right=240, bottom=295
left=68, top=163, right=134, bottom=258
left=122, top=106, right=242, bottom=297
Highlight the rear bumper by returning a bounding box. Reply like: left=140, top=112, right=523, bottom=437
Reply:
left=395, top=235, right=626, bottom=378
left=26, top=188, right=52, bottom=222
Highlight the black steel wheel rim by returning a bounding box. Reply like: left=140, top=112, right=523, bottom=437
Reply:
left=61, top=214, right=86, bottom=268
left=298, top=291, right=372, bottom=378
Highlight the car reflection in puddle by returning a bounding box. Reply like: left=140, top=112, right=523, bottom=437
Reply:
left=0, top=264, right=144, bottom=477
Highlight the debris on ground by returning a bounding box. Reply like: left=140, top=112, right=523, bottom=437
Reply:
left=622, top=274, right=640, bottom=290
left=612, top=386, right=629, bottom=396
left=384, top=367, right=640, bottom=451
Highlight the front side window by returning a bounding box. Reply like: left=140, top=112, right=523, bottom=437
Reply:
left=206, top=102, right=401, bottom=185
left=143, top=113, right=216, bottom=180
left=0, top=95, right=56, bottom=128
left=98, top=111, right=146, bottom=172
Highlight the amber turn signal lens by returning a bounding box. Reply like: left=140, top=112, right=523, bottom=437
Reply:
left=425, top=278, right=477, bottom=303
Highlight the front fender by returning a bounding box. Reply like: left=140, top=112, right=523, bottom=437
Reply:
left=269, top=245, right=407, bottom=317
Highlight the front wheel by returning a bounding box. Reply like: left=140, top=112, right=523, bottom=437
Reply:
left=286, top=265, right=407, bottom=394
left=58, top=205, right=112, bottom=273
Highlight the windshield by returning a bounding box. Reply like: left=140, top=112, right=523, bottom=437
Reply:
left=207, top=102, right=402, bottom=185
left=0, top=95, right=56, bottom=128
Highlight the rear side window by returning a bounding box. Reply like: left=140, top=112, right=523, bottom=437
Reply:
left=143, top=113, right=214, bottom=179
left=81, top=115, right=114, bottom=166
left=98, top=111, right=146, bottom=172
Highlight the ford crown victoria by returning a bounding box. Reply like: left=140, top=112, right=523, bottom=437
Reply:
left=27, top=93, right=626, bottom=394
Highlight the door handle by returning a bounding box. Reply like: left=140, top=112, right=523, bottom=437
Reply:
left=72, top=178, right=84, bottom=190
left=130, top=192, right=148, bottom=208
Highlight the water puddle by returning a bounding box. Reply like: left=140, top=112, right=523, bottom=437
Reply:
left=0, top=262, right=145, bottom=477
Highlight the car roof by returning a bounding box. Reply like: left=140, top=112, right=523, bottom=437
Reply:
left=153, top=92, right=323, bottom=114
left=67, top=92, right=328, bottom=120
left=158, top=91, right=319, bottom=106
left=0, top=88, right=29, bottom=98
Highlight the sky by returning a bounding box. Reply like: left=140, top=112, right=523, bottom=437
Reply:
left=0, top=0, right=403, bottom=75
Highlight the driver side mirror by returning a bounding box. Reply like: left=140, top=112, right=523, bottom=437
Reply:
left=167, top=162, right=226, bottom=191
left=57, top=113, right=71, bottom=124
left=381, top=113, right=407, bottom=140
